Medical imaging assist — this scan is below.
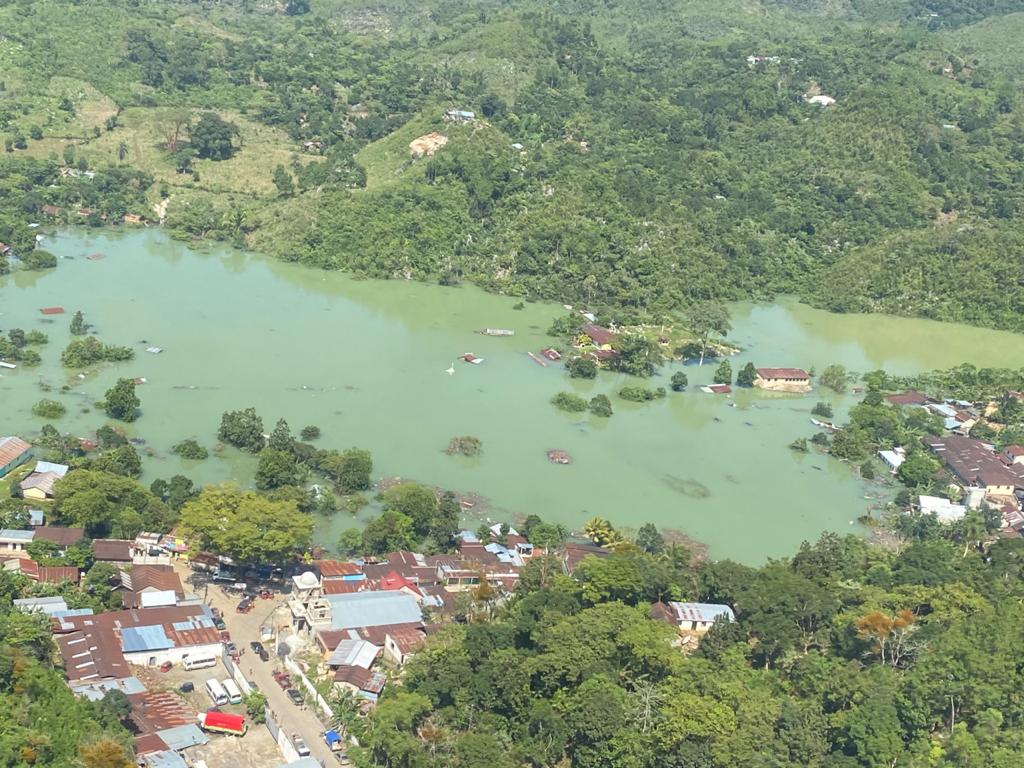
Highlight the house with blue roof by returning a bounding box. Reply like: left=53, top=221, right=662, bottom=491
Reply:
left=327, top=590, right=423, bottom=630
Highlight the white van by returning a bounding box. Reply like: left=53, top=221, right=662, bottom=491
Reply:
left=205, top=678, right=229, bottom=706
left=222, top=678, right=243, bottom=705
left=183, top=655, right=218, bottom=671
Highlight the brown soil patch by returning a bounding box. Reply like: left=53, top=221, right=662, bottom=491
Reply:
left=409, top=132, right=448, bottom=158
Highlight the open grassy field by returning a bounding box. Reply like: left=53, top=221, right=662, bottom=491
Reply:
left=21, top=104, right=322, bottom=197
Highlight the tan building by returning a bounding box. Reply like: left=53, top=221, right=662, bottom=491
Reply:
left=754, top=367, right=811, bottom=393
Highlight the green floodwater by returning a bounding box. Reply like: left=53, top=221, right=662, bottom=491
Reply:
left=5, top=229, right=1024, bottom=563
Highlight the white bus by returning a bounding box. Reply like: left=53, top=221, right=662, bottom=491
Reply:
left=183, top=654, right=218, bottom=672
left=205, top=678, right=229, bottom=706
left=222, top=678, right=243, bottom=705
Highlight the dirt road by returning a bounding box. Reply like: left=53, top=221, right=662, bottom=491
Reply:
left=174, top=562, right=339, bottom=766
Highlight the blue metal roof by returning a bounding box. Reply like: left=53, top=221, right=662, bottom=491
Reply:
left=72, top=677, right=146, bottom=701
left=13, top=596, right=67, bottom=614
left=0, top=529, right=35, bottom=540
left=121, top=625, right=173, bottom=652
left=327, top=590, right=422, bottom=629
left=155, top=725, right=208, bottom=751
left=142, top=751, right=188, bottom=768
left=52, top=608, right=95, bottom=619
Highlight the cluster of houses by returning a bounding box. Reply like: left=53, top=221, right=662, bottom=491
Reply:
left=14, top=562, right=218, bottom=768
left=881, top=392, right=1024, bottom=531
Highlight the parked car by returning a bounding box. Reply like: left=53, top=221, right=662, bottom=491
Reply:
left=236, top=596, right=254, bottom=613
left=272, top=671, right=291, bottom=689
left=224, top=641, right=238, bottom=656
left=220, top=630, right=231, bottom=642
left=257, top=646, right=270, bottom=662
left=212, top=617, right=226, bottom=631
left=159, top=661, right=173, bottom=672
left=286, top=688, right=303, bottom=706
left=249, top=641, right=264, bottom=653
left=179, top=682, right=194, bottom=693
left=292, top=734, right=311, bottom=757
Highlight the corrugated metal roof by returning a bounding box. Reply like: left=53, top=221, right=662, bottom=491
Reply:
left=29, top=510, right=44, bottom=526
left=0, top=436, right=32, bottom=468
left=73, top=676, right=147, bottom=701
left=327, top=591, right=423, bottom=630
left=140, top=590, right=177, bottom=608
left=34, top=461, right=69, bottom=476
left=121, top=624, right=173, bottom=652
left=14, top=596, right=67, bottom=613
left=155, top=724, right=208, bottom=751
left=0, top=529, right=35, bottom=541
left=327, top=639, right=379, bottom=669
left=141, top=751, right=188, bottom=768
left=668, top=602, right=735, bottom=624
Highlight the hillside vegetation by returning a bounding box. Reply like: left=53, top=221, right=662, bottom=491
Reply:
left=1, top=0, right=1024, bottom=329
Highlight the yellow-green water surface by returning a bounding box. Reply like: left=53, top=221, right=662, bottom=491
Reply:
left=4, top=229, right=1024, bottom=562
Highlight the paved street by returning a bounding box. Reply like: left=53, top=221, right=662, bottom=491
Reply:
left=173, top=562, right=340, bottom=767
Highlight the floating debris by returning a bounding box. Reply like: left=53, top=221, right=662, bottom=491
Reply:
left=445, top=363, right=455, bottom=376
left=547, top=449, right=571, bottom=465
left=527, top=352, right=547, bottom=367
left=479, top=328, right=515, bottom=337
left=0, top=361, right=16, bottom=370
left=39, top=307, right=65, bottom=315
left=462, top=353, right=484, bottom=365
left=146, top=346, right=163, bottom=354
left=541, top=348, right=561, bottom=361
left=132, top=377, right=147, bottom=385
left=86, top=253, right=105, bottom=261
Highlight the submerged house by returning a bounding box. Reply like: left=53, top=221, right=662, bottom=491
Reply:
left=754, top=368, right=811, bottom=393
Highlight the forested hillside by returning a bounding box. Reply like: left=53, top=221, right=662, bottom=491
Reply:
left=351, top=533, right=1024, bottom=768
left=1, top=0, right=1023, bottom=327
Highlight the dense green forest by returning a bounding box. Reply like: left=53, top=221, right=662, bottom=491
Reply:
left=2, top=0, right=1024, bottom=327
left=349, top=532, right=1024, bottom=768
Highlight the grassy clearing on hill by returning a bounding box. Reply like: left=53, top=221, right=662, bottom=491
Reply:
left=22, top=106, right=321, bottom=196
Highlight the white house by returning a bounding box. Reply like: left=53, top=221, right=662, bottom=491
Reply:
left=878, top=447, right=906, bottom=473
left=653, top=601, right=735, bottom=634
left=918, top=495, right=966, bottom=524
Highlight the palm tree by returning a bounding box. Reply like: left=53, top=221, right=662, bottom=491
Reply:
left=328, top=688, right=359, bottom=739
left=960, top=511, right=986, bottom=558
left=117, top=142, right=128, bottom=162
left=583, top=516, right=616, bottom=546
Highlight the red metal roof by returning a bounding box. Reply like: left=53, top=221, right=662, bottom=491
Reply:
left=39, top=307, right=65, bottom=315
left=0, top=436, right=32, bottom=469
left=37, top=566, right=80, bottom=584
left=34, top=526, right=86, bottom=547
left=317, top=560, right=362, bottom=578
left=756, top=367, right=809, bottom=380
left=886, top=391, right=929, bottom=406
left=582, top=324, right=616, bottom=347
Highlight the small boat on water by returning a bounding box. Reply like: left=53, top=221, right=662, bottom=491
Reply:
left=547, top=449, right=571, bottom=465
left=527, top=352, right=547, bottom=367
left=810, top=417, right=838, bottom=432
left=478, top=328, right=515, bottom=337
left=541, top=348, right=561, bottom=361
left=462, top=353, right=484, bottom=365
left=0, top=361, right=17, bottom=370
